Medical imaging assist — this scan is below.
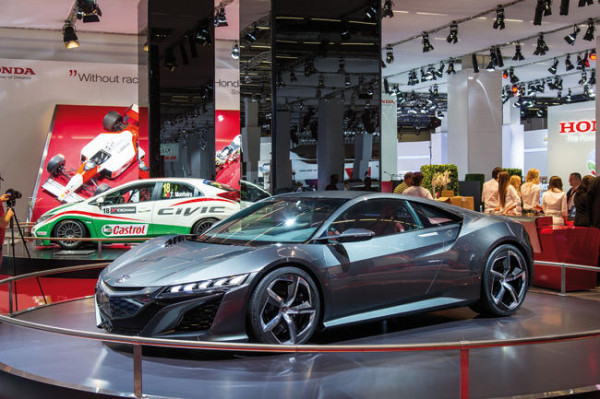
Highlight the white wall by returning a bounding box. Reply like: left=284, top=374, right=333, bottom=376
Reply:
left=523, top=129, right=549, bottom=180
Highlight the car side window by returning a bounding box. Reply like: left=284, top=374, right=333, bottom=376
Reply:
left=329, top=199, right=420, bottom=238
left=410, top=202, right=462, bottom=228
left=159, top=182, right=197, bottom=200
left=103, top=183, right=155, bottom=205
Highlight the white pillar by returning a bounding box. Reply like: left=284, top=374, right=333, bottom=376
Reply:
left=317, top=102, right=344, bottom=190
left=447, top=69, right=503, bottom=180
left=381, top=94, right=398, bottom=180
left=353, top=133, right=373, bottom=180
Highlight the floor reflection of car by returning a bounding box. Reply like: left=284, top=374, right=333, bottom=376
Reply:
left=240, top=180, right=271, bottom=208
left=32, top=178, right=241, bottom=249
left=95, top=191, right=532, bottom=345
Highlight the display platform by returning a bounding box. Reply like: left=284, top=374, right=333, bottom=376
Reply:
left=1, top=290, right=600, bottom=399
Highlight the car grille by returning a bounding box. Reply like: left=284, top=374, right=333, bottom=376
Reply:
left=176, top=298, right=223, bottom=332
left=96, top=290, right=153, bottom=319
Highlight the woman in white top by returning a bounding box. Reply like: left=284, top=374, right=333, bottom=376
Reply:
left=495, top=171, right=521, bottom=215
left=403, top=172, right=433, bottom=200
left=542, top=175, right=568, bottom=226
left=521, top=168, right=542, bottom=214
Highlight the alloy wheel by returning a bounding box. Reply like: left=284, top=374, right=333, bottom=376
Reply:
left=488, top=249, right=528, bottom=311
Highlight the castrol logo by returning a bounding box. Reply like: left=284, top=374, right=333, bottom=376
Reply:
left=101, top=224, right=148, bottom=236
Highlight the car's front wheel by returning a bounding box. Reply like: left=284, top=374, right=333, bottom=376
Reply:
left=475, top=244, right=529, bottom=317
left=248, top=267, right=321, bottom=344
left=54, top=220, right=87, bottom=249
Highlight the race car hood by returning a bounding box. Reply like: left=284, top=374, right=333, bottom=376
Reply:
left=101, top=235, right=262, bottom=288
left=36, top=202, right=80, bottom=222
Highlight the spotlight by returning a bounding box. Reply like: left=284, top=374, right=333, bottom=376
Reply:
left=446, top=58, right=456, bottom=74
left=564, top=25, right=581, bottom=45
left=384, top=78, right=390, bottom=94
left=560, top=0, right=570, bottom=15
left=76, top=0, right=101, bottom=23
left=576, top=52, right=589, bottom=70
left=590, top=70, right=596, bottom=85
left=566, top=88, right=573, bottom=102
left=143, top=41, right=149, bottom=52
left=164, top=48, right=177, bottom=71
left=584, top=19, right=595, bottom=41
left=62, top=23, right=79, bottom=49
left=493, top=6, right=505, bottom=30
left=557, top=91, right=563, bottom=101
left=536, top=108, right=545, bottom=117
left=385, top=46, right=394, bottom=64
left=275, top=72, right=286, bottom=88
left=512, top=43, right=525, bottom=61
left=579, top=71, right=588, bottom=85
left=436, top=62, right=444, bottom=78
left=590, top=50, right=597, bottom=61
left=427, top=65, right=438, bottom=80
left=383, top=0, right=394, bottom=18
left=340, top=20, right=351, bottom=41
left=548, top=58, right=559, bottom=74
left=584, top=84, right=595, bottom=97
left=422, top=33, right=434, bottom=52
left=472, top=53, right=479, bottom=73
left=446, top=21, right=458, bottom=44
left=509, top=67, right=519, bottom=83
left=231, top=43, right=240, bottom=59
left=565, top=54, right=575, bottom=70
left=543, top=0, right=553, bottom=15
left=365, top=1, right=378, bottom=23
left=195, top=20, right=211, bottom=46
left=487, top=47, right=497, bottom=71
left=215, top=7, right=228, bottom=27
left=244, top=24, right=259, bottom=43
left=495, top=46, right=504, bottom=68
left=503, top=69, right=509, bottom=79
left=344, top=74, right=351, bottom=87
left=534, top=0, right=544, bottom=25
left=579, top=0, right=593, bottom=6
left=533, top=33, right=549, bottom=56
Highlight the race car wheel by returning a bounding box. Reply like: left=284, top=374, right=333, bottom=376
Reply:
left=94, top=183, right=111, bottom=196
left=46, top=154, right=66, bottom=176
left=473, top=244, right=529, bottom=317
left=103, top=111, right=123, bottom=132
left=191, top=218, right=218, bottom=235
left=248, top=267, right=321, bottom=345
left=54, top=220, right=87, bottom=249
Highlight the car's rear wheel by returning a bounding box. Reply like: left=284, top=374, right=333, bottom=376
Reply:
left=46, top=154, right=66, bottom=176
left=54, top=220, right=87, bottom=249
left=191, top=218, right=218, bottom=235
left=248, top=267, right=320, bottom=344
left=474, top=244, right=529, bottom=317
left=103, top=111, right=123, bottom=131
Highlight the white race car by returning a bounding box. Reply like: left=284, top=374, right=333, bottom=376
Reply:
left=32, top=178, right=240, bottom=249
left=43, top=104, right=147, bottom=203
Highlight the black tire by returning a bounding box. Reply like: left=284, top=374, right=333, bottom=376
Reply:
left=191, top=218, right=218, bottom=235
left=103, top=111, right=123, bottom=131
left=94, top=183, right=111, bottom=196
left=54, top=219, right=87, bottom=249
left=46, top=154, right=66, bottom=176
left=473, top=244, right=529, bottom=317
left=248, top=267, right=321, bottom=344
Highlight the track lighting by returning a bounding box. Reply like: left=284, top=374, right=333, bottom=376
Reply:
left=565, top=54, right=575, bottom=70
left=447, top=22, right=458, bottom=44
left=503, top=70, right=509, bottom=79
left=590, top=70, right=596, bottom=85
left=487, top=48, right=496, bottom=71
left=435, top=62, right=444, bottom=78
left=340, top=20, right=351, bottom=41
left=344, top=74, right=351, bottom=87
left=446, top=59, right=456, bottom=74
left=214, top=7, right=228, bottom=27
left=536, top=108, right=545, bottom=117
left=534, top=0, right=544, bottom=26
left=533, top=33, right=549, bottom=56
left=495, top=47, right=504, bottom=68
left=577, top=52, right=588, bottom=70
left=543, top=0, right=553, bottom=16
left=231, top=42, right=240, bottom=59
left=579, top=0, right=593, bottom=6
left=513, top=43, right=525, bottom=61
left=584, top=85, right=595, bottom=98
left=564, top=25, right=581, bottom=45
left=579, top=71, right=588, bottom=85
left=382, top=0, right=394, bottom=18
left=548, top=58, right=559, bottom=74
left=422, top=33, right=434, bottom=53
left=493, top=6, right=505, bottom=30
left=407, top=70, right=419, bottom=86
left=275, top=72, right=286, bottom=88
left=472, top=54, right=479, bottom=73
left=76, top=0, right=101, bottom=23
left=195, top=20, right=211, bottom=46
left=62, top=22, right=79, bottom=49
left=509, top=67, right=519, bottom=84
left=385, top=46, right=394, bottom=64
left=566, top=89, right=573, bottom=102
left=244, top=24, right=259, bottom=43
left=590, top=50, right=597, bottom=61
left=364, top=1, right=378, bottom=23
left=583, top=19, right=595, bottom=41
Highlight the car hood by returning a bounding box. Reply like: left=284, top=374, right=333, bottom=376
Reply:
left=101, top=235, right=262, bottom=288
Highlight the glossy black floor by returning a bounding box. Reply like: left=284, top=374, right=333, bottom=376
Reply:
left=1, top=289, right=600, bottom=399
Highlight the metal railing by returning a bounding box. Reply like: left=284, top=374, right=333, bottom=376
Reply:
left=533, top=260, right=600, bottom=296
left=0, top=261, right=599, bottom=398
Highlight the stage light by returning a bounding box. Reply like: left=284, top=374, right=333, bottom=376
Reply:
left=509, top=67, right=519, bottom=83
left=76, top=0, right=101, bottom=23
left=244, top=24, right=259, bottom=43
left=215, top=7, right=228, bottom=27
left=446, top=22, right=458, bottom=44
left=560, top=0, right=570, bottom=15
left=435, top=62, right=444, bottom=78
left=534, top=0, right=544, bottom=26
left=566, top=88, right=572, bottom=102
left=512, top=43, right=525, bottom=61
left=383, top=0, right=394, bottom=18
left=143, top=41, right=148, bottom=52
left=579, top=71, right=588, bottom=85
left=341, top=20, right=351, bottom=41
left=422, top=33, right=434, bottom=52
left=579, top=0, right=593, bottom=6
left=231, top=43, right=240, bottom=59
left=164, top=48, right=177, bottom=71
left=472, top=53, right=479, bottom=73
left=534, top=33, right=549, bottom=56
left=536, top=108, right=544, bottom=117
left=564, top=25, right=581, bottom=45
left=576, top=52, right=589, bottom=70
left=385, top=46, right=394, bottom=64
left=584, top=85, right=595, bottom=98
left=365, top=1, right=378, bottom=23
left=493, top=6, right=505, bottom=30
left=565, top=54, right=575, bottom=70
left=584, top=19, right=596, bottom=41
left=503, top=69, right=509, bottom=79
left=590, top=70, right=596, bottom=85
left=495, top=46, right=504, bottom=68
left=446, top=59, right=456, bottom=74
left=548, top=58, right=559, bottom=74
left=511, top=84, right=519, bottom=94
left=344, top=74, right=351, bottom=87
left=543, top=0, right=553, bottom=15
left=62, top=23, right=79, bottom=49
left=195, top=20, right=211, bottom=46
left=590, top=50, right=597, bottom=61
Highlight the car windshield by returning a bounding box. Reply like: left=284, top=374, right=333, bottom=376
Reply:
left=202, top=197, right=347, bottom=245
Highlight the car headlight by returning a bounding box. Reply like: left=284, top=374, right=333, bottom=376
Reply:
left=158, top=274, right=249, bottom=299
left=36, top=214, right=53, bottom=224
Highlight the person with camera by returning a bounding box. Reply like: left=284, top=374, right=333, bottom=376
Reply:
left=0, top=193, right=15, bottom=269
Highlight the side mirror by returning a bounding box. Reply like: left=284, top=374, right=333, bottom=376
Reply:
left=96, top=197, right=105, bottom=207
left=316, top=228, right=375, bottom=243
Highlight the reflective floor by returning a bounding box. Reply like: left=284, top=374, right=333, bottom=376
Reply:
left=1, top=290, right=600, bottom=398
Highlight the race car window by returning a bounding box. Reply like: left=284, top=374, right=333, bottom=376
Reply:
left=159, top=182, right=197, bottom=200
left=103, top=183, right=155, bottom=205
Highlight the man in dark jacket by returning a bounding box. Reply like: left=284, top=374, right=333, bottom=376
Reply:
left=589, top=176, right=600, bottom=229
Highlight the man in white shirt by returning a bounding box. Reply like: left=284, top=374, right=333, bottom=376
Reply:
left=481, top=167, right=502, bottom=213
left=566, top=172, right=581, bottom=212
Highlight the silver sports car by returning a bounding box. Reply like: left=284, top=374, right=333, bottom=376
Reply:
left=95, top=191, right=533, bottom=344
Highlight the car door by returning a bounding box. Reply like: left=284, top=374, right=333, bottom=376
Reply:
left=96, top=181, right=157, bottom=239
left=152, top=180, right=201, bottom=236
left=324, top=198, right=447, bottom=320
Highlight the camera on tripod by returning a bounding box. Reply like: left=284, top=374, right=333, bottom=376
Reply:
left=5, top=188, right=22, bottom=208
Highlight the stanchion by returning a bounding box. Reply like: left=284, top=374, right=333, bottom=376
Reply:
left=460, top=346, right=469, bottom=399
left=133, top=344, right=143, bottom=398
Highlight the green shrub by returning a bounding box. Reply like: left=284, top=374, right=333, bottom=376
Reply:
left=421, top=164, right=459, bottom=196
left=504, top=168, right=522, bottom=179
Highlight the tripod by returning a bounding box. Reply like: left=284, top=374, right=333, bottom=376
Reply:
left=7, top=204, right=46, bottom=315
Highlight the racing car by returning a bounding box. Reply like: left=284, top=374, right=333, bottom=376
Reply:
left=215, top=134, right=241, bottom=170
left=42, top=104, right=148, bottom=203
left=32, top=178, right=240, bottom=249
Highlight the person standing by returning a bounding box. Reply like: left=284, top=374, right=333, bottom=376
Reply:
left=542, top=176, right=568, bottom=226
left=566, top=172, right=582, bottom=214
left=496, top=171, right=521, bottom=215
left=521, top=168, right=542, bottom=214
left=325, top=174, right=339, bottom=191
left=573, top=175, right=594, bottom=227
left=588, top=175, right=600, bottom=229
left=0, top=187, right=15, bottom=269
left=482, top=167, right=502, bottom=213
left=393, top=171, right=413, bottom=194
left=403, top=172, right=433, bottom=200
